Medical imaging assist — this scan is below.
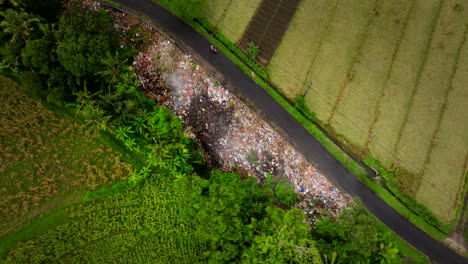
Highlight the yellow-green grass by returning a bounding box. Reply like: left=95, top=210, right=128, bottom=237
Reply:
left=330, top=0, right=413, bottom=148
left=268, top=0, right=335, bottom=99
left=395, top=0, right=466, bottom=175
left=303, top=0, right=375, bottom=122
left=203, top=0, right=231, bottom=28
left=367, top=0, right=442, bottom=168
left=0, top=77, right=134, bottom=237
left=415, top=35, right=468, bottom=223
left=214, top=0, right=262, bottom=42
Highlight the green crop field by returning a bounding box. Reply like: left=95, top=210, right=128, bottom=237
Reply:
left=268, top=0, right=468, bottom=224
left=203, top=0, right=468, bottom=224
left=0, top=77, right=134, bottom=237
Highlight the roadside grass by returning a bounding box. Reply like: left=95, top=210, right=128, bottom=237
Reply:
left=303, top=0, right=375, bottom=122
left=415, top=34, right=468, bottom=223
left=268, top=0, right=334, bottom=99
left=209, top=0, right=262, bottom=42
left=394, top=0, right=465, bottom=175
left=330, top=0, right=412, bottom=148
left=0, top=76, right=134, bottom=238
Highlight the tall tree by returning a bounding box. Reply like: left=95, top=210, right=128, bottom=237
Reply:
left=96, top=51, right=127, bottom=91
left=55, top=1, right=117, bottom=78
left=21, top=23, right=57, bottom=74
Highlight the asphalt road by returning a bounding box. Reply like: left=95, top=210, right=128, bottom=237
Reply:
left=112, top=1, right=467, bottom=263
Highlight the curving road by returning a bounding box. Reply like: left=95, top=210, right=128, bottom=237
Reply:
left=112, top=1, right=467, bottom=263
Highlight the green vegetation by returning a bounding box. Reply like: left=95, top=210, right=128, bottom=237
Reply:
left=247, top=41, right=260, bottom=59
left=202, top=0, right=262, bottom=42
left=0, top=76, right=134, bottom=237
left=151, top=0, right=467, bottom=243
left=0, top=1, right=432, bottom=263
left=268, top=0, right=468, bottom=227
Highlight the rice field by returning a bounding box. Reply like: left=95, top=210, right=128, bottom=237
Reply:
left=203, top=0, right=262, bottom=42
left=0, top=77, right=134, bottom=237
left=266, top=0, right=468, bottom=223
left=203, top=0, right=468, bottom=223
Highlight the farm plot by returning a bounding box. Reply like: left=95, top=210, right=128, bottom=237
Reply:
left=394, top=0, right=466, bottom=177
left=205, top=0, right=467, bottom=224
left=329, top=0, right=414, bottom=148
left=203, top=0, right=232, bottom=28
left=268, top=0, right=336, bottom=99
left=240, top=0, right=301, bottom=65
left=0, top=77, right=134, bottom=237
left=205, top=0, right=263, bottom=42
left=366, top=0, right=442, bottom=168
left=302, top=0, right=376, bottom=122
left=414, top=31, right=468, bottom=223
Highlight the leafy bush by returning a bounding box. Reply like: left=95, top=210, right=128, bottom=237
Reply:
left=295, top=95, right=317, bottom=122
left=247, top=41, right=260, bottom=59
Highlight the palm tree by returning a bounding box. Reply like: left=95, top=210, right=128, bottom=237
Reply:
left=0, top=42, right=21, bottom=67
left=96, top=51, right=128, bottom=92
left=0, top=9, right=39, bottom=43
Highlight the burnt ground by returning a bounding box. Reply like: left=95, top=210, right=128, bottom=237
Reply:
left=183, top=90, right=234, bottom=169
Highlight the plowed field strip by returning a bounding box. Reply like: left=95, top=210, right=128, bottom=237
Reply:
left=214, top=0, right=263, bottom=42
left=366, top=0, right=442, bottom=168
left=329, top=0, right=414, bottom=148
left=364, top=0, right=416, bottom=150
left=268, top=0, right=335, bottom=99
left=421, top=27, right=467, bottom=176
left=304, top=0, right=375, bottom=122
left=395, top=0, right=466, bottom=174
left=392, top=0, right=443, bottom=159
left=415, top=28, right=468, bottom=222
left=302, top=0, right=340, bottom=85
left=327, top=0, right=381, bottom=124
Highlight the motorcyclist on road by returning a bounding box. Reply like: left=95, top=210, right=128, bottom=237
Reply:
left=210, top=45, right=218, bottom=54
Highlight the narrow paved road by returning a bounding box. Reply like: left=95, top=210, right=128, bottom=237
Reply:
left=112, top=1, right=467, bottom=263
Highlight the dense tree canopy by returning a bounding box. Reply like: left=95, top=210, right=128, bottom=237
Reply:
left=55, top=1, right=117, bottom=77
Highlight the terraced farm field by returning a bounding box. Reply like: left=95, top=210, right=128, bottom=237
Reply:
left=268, top=0, right=468, bottom=223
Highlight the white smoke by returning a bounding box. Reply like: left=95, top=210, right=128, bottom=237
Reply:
left=165, top=71, right=186, bottom=109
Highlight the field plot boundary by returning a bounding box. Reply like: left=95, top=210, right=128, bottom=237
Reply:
left=327, top=0, right=381, bottom=123
left=392, top=0, right=444, bottom=157
left=421, top=26, right=467, bottom=176
left=301, top=0, right=340, bottom=86
left=364, top=0, right=416, bottom=149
